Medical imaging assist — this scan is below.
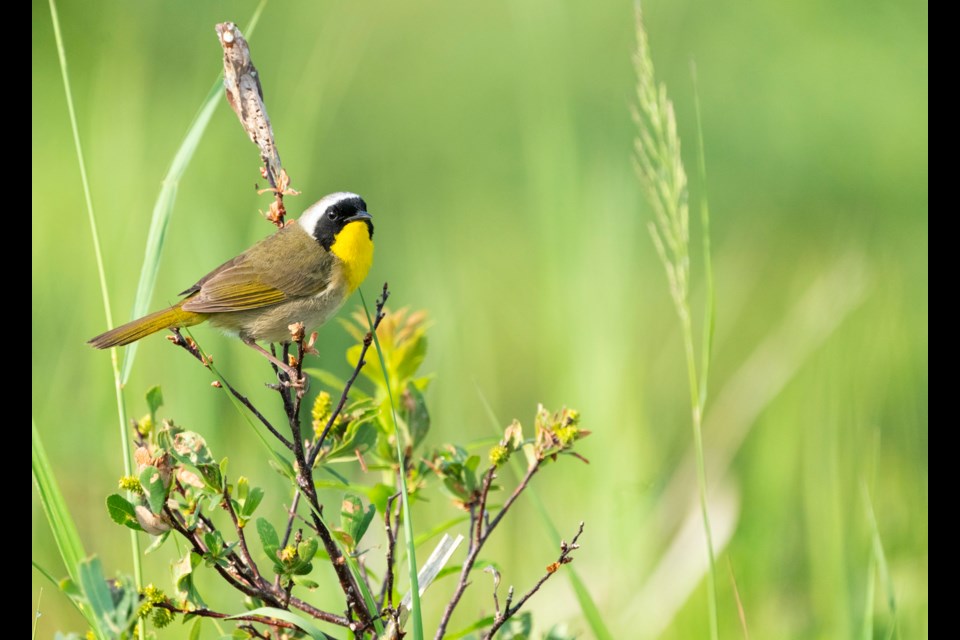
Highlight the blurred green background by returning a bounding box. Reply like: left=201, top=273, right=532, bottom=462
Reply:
left=32, top=0, right=927, bottom=637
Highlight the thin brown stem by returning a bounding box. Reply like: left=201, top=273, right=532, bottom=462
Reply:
left=481, top=523, right=585, bottom=639
left=280, top=491, right=303, bottom=548
left=165, top=507, right=263, bottom=600
left=307, top=283, right=391, bottom=467
left=433, top=461, right=542, bottom=640
left=155, top=602, right=296, bottom=630
left=164, top=505, right=353, bottom=628
left=280, top=323, right=375, bottom=629
left=169, top=329, right=293, bottom=450
left=378, top=491, right=401, bottom=610
left=195, top=511, right=261, bottom=587
left=223, top=484, right=266, bottom=587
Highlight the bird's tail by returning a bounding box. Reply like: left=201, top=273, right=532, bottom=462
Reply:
left=88, top=304, right=207, bottom=349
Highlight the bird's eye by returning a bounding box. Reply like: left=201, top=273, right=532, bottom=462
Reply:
left=328, top=210, right=340, bottom=221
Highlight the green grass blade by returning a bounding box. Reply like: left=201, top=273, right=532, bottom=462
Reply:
left=48, top=0, right=113, bottom=333
left=863, top=482, right=899, bottom=639
left=862, top=553, right=876, bottom=640
left=32, top=586, right=42, bottom=640
left=634, top=8, right=718, bottom=638
left=690, top=60, right=715, bottom=410
left=119, top=0, right=268, bottom=383
left=119, top=84, right=219, bottom=383
left=385, top=535, right=463, bottom=640
left=32, top=420, right=86, bottom=580
left=475, top=388, right=614, bottom=640
left=48, top=1, right=145, bottom=622
left=32, top=561, right=60, bottom=587
left=33, top=560, right=96, bottom=629
left=303, top=503, right=385, bottom=637
left=33, top=422, right=110, bottom=640
left=78, top=557, right=116, bottom=633
left=360, top=288, right=423, bottom=640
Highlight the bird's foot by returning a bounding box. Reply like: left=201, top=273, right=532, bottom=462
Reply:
left=277, top=365, right=308, bottom=392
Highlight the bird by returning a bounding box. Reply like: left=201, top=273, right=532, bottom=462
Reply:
left=88, top=192, right=374, bottom=382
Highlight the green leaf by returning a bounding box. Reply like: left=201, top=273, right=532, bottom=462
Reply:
left=291, top=576, right=320, bottom=589
left=332, top=530, right=355, bottom=549
left=236, top=476, right=249, bottom=502
left=322, top=420, right=378, bottom=461
left=106, top=494, right=144, bottom=531
left=369, top=483, right=395, bottom=515
left=173, top=551, right=205, bottom=609
left=230, top=607, right=337, bottom=640
left=58, top=576, right=83, bottom=601
left=394, top=328, right=427, bottom=387
left=476, top=391, right=614, bottom=640
left=497, top=611, right=532, bottom=639
left=400, top=382, right=431, bottom=447
left=340, top=494, right=376, bottom=549
left=188, top=616, right=203, bottom=640
left=144, top=531, right=170, bottom=554
left=77, top=558, right=114, bottom=629
left=297, top=538, right=319, bottom=563
left=242, top=487, right=264, bottom=518
left=139, top=465, right=168, bottom=515
left=256, top=518, right=280, bottom=561
left=145, top=385, right=164, bottom=418
left=162, top=429, right=224, bottom=491
left=446, top=616, right=496, bottom=640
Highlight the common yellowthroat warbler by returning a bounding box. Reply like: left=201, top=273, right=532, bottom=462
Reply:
left=89, top=192, right=374, bottom=379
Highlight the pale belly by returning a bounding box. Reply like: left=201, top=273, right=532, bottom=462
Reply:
left=208, top=287, right=349, bottom=343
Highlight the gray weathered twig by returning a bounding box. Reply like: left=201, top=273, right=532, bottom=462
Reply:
left=215, top=22, right=296, bottom=227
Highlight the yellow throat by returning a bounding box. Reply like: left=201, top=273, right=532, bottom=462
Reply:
left=330, top=220, right=374, bottom=294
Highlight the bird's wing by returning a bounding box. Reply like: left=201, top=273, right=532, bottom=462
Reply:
left=181, top=226, right=335, bottom=313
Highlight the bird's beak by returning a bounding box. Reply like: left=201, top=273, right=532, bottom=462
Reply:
left=346, top=210, right=372, bottom=222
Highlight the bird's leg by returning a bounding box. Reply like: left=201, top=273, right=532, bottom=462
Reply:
left=242, top=338, right=305, bottom=388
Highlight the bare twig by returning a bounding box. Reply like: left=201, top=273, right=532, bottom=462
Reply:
left=308, top=282, right=391, bottom=466
left=215, top=22, right=296, bottom=227
left=195, top=511, right=261, bottom=587
left=238, top=623, right=271, bottom=640
left=164, top=504, right=353, bottom=628
left=484, top=566, right=502, bottom=617
left=379, top=491, right=402, bottom=610
left=266, top=287, right=391, bottom=621
left=156, top=599, right=352, bottom=632
left=433, top=460, right=544, bottom=639
left=223, top=484, right=266, bottom=586
left=168, top=329, right=293, bottom=450
left=280, top=492, right=303, bottom=549
left=165, top=506, right=264, bottom=601
left=480, top=522, right=585, bottom=639
left=276, top=321, right=375, bottom=629
left=155, top=602, right=297, bottom=630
